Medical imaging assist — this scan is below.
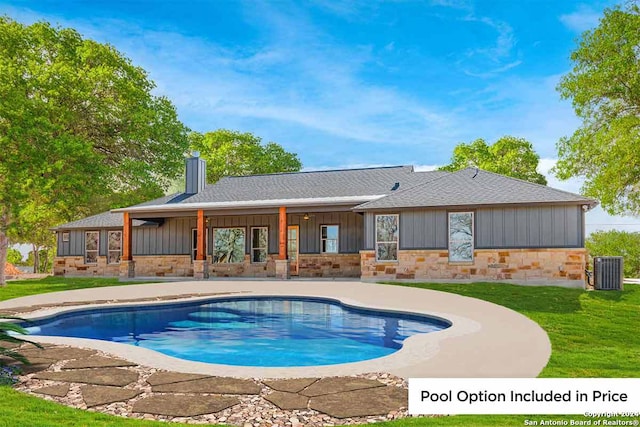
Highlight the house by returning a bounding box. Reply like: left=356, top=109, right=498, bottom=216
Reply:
left=53, top=154, right=597, bottom=287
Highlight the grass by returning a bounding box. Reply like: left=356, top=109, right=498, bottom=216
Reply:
left=0, top=276, right=155, bottom=302
left=1, top=278, right=638, bottom=426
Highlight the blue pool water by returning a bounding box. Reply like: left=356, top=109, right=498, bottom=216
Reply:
left=23, top=296, right=450, bottom=367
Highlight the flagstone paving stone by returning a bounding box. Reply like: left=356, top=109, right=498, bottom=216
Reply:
left=0, top=340, right=22, bottom=349
left=16, top=357, right=56, bottom=374
left=63, top=356, right=137, bottom=369
left=132, top=395, right=240, bottom=417
left=309, top=385, right=407, bottom=418
left=152, top=377, right=261, bottom=395
left=81, top=385, right=141, bottom=407
left=33, top=384, right=70, bottom=397
left=263, top=378, right=318, bottom=393
left=34, top=368, right=139, bottom=387
left=20, top=347, right=97, bottom=361
left=264, top=391, right=310, bottom=410
left=145, top=371, right=211, bottom=386
left=299, top=377, right=385, bottom=397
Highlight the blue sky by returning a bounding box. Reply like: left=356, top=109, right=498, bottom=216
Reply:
left=3, top=0, right=640, bottom=238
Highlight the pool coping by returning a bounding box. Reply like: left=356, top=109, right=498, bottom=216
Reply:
left=0, top=280, right=551, bottom=379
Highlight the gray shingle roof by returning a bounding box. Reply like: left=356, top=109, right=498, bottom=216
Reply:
left=184, top=166, right=431, bottom=203
left=354, top=167, right=596, bottom=210
left=53, top=166, right=595, bottom=229
left=53, top=211, right=159, bottom=230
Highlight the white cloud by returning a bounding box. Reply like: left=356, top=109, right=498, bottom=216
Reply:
left=560, top=5, right=602, bottom=33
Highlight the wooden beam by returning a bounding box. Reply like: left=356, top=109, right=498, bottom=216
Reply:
left=196, top=209, right=206, bottom=261
left=122, top=212, right=132, bottom=261
left=278, top=206, right=287, bottom=260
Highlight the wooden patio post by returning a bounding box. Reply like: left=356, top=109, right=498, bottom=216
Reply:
left=278, top=206, right=287, bottom=260
left=276, top=206, right=290, bottom=279
left=120, top=212, right=135, bottom=278
left=196, top=209, right=206, bottom=261
left=122, top=212, right=132, bottom=261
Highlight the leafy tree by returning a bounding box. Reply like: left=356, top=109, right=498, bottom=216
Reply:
left=189, top=129, right=302, bottom=184
left=439, top=136, right=548, bottom=185
left=13, top=198, right=58, bottom=273
left=0, top=17, right=190, bottom=286
left=586, top=230, right=640, bottom=278
left=6, top=248, right=22, bottom=266
left=25, top=248, right=55, bottom=273
left=555, top=3, right=640, bottom=215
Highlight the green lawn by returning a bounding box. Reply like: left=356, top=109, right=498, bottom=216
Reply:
left=0, top=276, right=156, bottom=302
left=1, top=277, right=638, bottom=427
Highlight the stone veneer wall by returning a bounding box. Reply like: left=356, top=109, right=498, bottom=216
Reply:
left=361, top=248, right=587, bottom=285
left=297, top=254, right=361, bottom=278
left=209, top=254, right=361, bottom=278
left=54, top=256, right=120, bottom=277
left=55, top=253, right=362, bottom=278
left=134, top=255, right=194, bottom=277
left=209, top=255, right=277, bottom=278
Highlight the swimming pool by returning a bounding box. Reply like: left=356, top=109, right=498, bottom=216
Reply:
left=23, top=296, right=451, bottom=367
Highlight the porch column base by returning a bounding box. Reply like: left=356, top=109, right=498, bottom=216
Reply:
left=119, top=260, right=135, bottom=278
left=275, top=259, right=290, bottom=280
left=193, top=260, right=209, bottom=280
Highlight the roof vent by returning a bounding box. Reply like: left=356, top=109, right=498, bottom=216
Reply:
left=391, top=182, right=400, bottom=191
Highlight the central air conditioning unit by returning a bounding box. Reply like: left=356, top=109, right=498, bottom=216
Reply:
left=593, top=256, right=623, bottom=291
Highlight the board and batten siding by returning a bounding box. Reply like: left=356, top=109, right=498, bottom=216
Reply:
left=210, top=212, right=363, bottom=254
left=56, top=219, right=196, bottom=257
left=57, top=212, right=364, bottom=258
left=133, top=218, right=194, bottom=255
left=287, top=212, right=363, bottom=254
left=475, top=205, right=584, bottom=248
left=364, top=210, right=447, bottom=250
left=363, top=205, right=584, bottom=251
left=57, top=230, right=86, bottom=256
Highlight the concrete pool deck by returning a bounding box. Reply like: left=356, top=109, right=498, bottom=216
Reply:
left=0, top=280, right=551, bottom=379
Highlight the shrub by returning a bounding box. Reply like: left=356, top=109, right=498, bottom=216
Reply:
left=0, top=365, right=20, bottom=385
left=586, top=230, right=640, bottom=278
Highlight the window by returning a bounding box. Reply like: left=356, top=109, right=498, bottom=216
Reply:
left=213, top=228, right=245, bottom=263
left=62, top=232, right=69, bottom=242
left=375, top=214, right=399, bottom=261
left=107, top=231, right=122, bottom=264
left=321, top=225, right=339, bottom=253
left=251, top=227, right=268, bottom=263
left=191, top=228, right=209, bottom=261
left=85, top=231, right=99, bottom=264
left=448, top=212, right=474, bottom=262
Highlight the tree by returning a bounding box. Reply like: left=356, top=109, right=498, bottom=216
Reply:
left=439, top=136, right=548, bottom=185
left=13, top=198, right=58, bottom=273
left=0, top=18, right=190, bottom=286
left=6, top=248, right=22, bottom=266
left=555, top=3, right=640, bottom=215
left=189, top=129, right=302, bottom=184
left=586, top=230, right=640, bottom=278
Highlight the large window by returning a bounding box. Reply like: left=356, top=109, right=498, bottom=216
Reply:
left=375, top=214, right=399, bottom=261
left=251, top=227, right=268, bottom=263
left=321, top=225, right=339, bottom=253
left=191, top=228, right=209, bottom=261
left=85, top=231, right=99, bottom=264
left=213, top=228, right=245, bottom=263
left=448, top=212, right=474, bottom=262
left=107, top=231, right=122, bottom=264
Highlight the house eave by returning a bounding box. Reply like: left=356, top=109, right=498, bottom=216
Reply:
left=352, top=199, right=599, bottom=212
left=111, top=195, right=387, bottom=214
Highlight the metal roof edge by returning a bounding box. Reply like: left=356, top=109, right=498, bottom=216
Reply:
left=112, top=195, right=387, bottom=214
